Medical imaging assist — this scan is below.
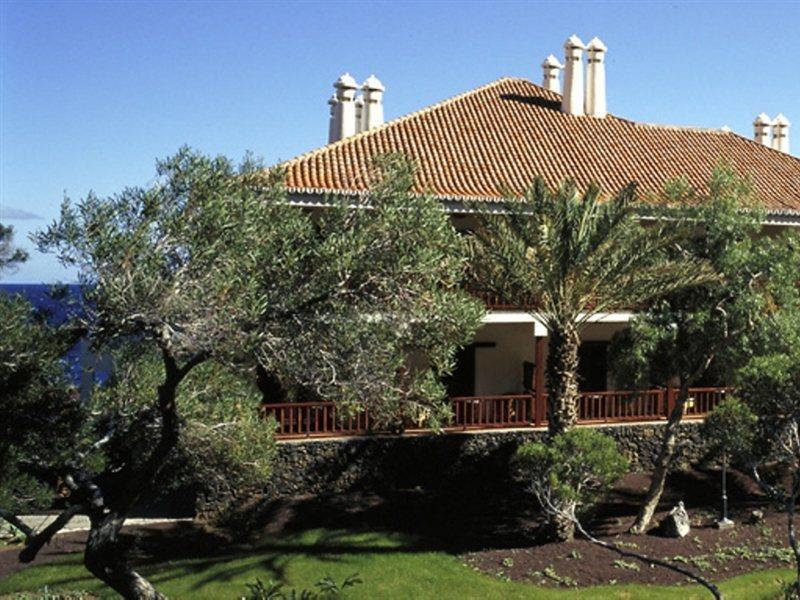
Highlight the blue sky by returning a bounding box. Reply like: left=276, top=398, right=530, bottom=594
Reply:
left=2, top=0, right=799, bottom=283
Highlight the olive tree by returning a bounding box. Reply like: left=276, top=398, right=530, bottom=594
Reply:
left=0, top=223, right=28, bottom=272
left=737, top=345, right=800, bottom=598
left=1, top=148, right=482, bottom=599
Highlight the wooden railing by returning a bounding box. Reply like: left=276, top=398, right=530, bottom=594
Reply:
left=578, top=389, right=664, bottom=423
left=262, top=387, right=732, bottom=439
left=451, top=395, right=532, bottom=429
left=261, top=401, right=370, bottom=438
left=469, top=289, right=538, bottom=311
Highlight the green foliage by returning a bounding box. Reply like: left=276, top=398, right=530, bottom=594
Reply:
left=612, top=559, right=641, bottom=572
left=36, top=148, right=483, bottom=429
left=0, top=223, right=29, bottom=273
left=610, top=165, right=800, bottom=390
left=737, top=348, right=800, bottom=471
left=0, top=293, right=85, bottom=512
left=11, top=587, right=96, bottom=600
left=468, top=176, right=711, bottom=331
left=513, top=429, right=628, bottom=509
left=702, top=397, right=757, bottom=461
left=530, top=566, right=578, bottom=588
left=245, top=574, right=361, bottom=599
left=468, top=176, right=709, bottom=433
left=90, top=348, right=276, bottom=517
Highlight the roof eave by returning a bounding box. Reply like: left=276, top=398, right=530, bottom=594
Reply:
left=287, top=190, right=800, bottom=226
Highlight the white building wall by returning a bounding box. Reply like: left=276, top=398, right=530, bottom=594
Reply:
left=471, top=321, right=629, bottom=396
left=473, top=323, right=535, bottom=396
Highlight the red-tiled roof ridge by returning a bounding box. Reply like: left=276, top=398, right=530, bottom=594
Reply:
left=278, top=76, right=800, bottom=212
left=281, top=76, right=525, bottom=169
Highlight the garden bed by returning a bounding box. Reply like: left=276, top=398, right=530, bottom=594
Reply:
left=0, top=467, right=793, bottom=594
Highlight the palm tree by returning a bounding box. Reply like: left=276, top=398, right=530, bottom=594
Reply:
left=468, top=177, right=711, bottom=438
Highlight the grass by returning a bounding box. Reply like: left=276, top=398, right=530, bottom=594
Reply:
left=0, top=528, right=794, bottom=599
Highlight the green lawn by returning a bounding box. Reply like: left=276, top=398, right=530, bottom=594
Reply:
left=0, top=528, right=793, bottom=599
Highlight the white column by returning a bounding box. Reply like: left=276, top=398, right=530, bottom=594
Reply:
left=773, top=113, right=791, bottom=153
left=585, top=37, right=607, bottom=118
left=561, top=35, right=586, bottom=116
left=541, top=54, right=564, bottom=93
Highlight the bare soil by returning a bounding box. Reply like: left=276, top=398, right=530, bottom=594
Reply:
left=463, top=468, right=791, bottom=587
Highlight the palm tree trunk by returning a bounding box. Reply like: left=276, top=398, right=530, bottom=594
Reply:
left=629, top=381, right=689, bottom=535
left=546, top=324, right=581, bottom=437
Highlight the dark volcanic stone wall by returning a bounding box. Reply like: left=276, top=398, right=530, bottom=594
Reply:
left=267, top=422, right=707, bottom=499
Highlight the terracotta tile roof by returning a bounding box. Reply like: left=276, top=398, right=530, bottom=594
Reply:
left=281, top=77, right=800, bottom=211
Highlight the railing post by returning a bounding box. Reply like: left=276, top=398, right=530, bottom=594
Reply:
left=533, top=335, right=546, bottom=428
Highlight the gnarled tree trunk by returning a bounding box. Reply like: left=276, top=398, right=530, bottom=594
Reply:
left=81, top=356, right=187, bottom=598
left=546, top=324, right=581, bottom=437
left=629, top=380, right=689, bottom=535
left=84, top=512, right=164, bottom=600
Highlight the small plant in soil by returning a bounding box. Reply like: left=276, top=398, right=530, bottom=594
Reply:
left=501, top=557, right=514, bottom=568
left=531, top=566, right=577, bottom=588
left=613, top=559, right=641, bottom=572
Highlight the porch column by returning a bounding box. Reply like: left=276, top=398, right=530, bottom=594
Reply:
left=533, top=335, right=547, bottom=427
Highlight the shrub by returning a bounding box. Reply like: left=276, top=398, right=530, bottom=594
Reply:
left=513, top=429, right=628, bottom=540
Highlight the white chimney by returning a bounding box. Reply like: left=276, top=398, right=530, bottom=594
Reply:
left=753, top=113, right=772, bottom=146
left=331, top=73, right=358, bottom=142
left=361, top=75, right=385, bottom=132
left=585, top=37, right=607, bottom=118
left=561, top=35, right=586, bottom=116
left=327, top=94, right=340, bottom=144
left=541, top=54, right=564, bottom=93
left=773, top=113, right=791, bottom=153
left=355, top=96, right=365, bottom=134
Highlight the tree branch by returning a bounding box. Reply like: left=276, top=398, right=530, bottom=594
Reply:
left=0, top=508, right=34, bottom=538
left=572, top=517, right=722, bottom=599
left=18, top=504, right=84, bottom=563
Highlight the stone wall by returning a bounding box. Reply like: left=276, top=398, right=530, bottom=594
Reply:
left=267, top=421, right=708, bottom=499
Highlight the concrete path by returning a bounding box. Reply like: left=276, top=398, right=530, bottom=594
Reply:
left=14, top=515, right=193, bottom=534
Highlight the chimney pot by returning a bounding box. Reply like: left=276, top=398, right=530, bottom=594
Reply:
left=355, top=96, right=365, bottom=134
left=773, top=113, right=791, bottom=153
left=330, top=73, right=359, bottom=142
left=585, top=37, right=607, bottom=118
left=327, top=94, right=340, bottom=144
left=753, top=113, right=773, bottom=147
left=561, top=35, right=586, bottom=116
left=360, top=75, right=385, bottom=132
left=541, top=54, right=564, bottom=93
